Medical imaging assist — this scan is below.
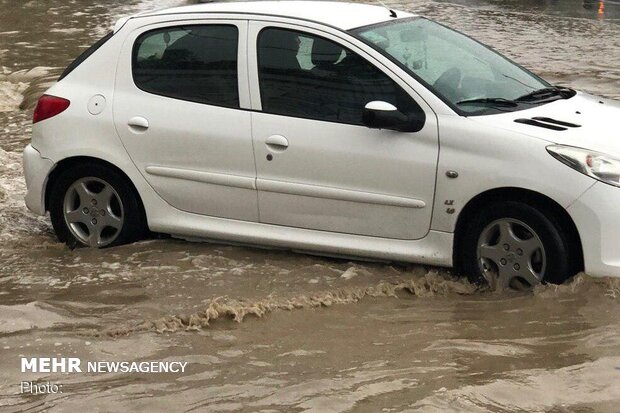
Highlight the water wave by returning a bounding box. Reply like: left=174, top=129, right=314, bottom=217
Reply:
left=100, top=272, right=479, bottom=336
left=0, top=66, right=53, bottom=112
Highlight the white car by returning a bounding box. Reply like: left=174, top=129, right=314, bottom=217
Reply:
left=23, top=1, right=620, bottom=289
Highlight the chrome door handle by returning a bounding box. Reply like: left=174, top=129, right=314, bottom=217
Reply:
left=265, top=135, right=289, bottom=152
left=128, top=116, right=149, bottom=131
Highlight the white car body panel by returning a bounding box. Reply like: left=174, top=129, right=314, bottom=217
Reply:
left=471, top=93, right=620, bottom=156
left=23, top=145, right=54, bottom=215
left=250, top=112, right=438, bottom=239
left=247, top=20, right=439, bottom=240
left=113, top=19, right=260, bottom=221
left=568, top=182, right=620, bottom=277
left=430, top=112, right=596, bottom=233
left=22, top=1, right=620, bottom=277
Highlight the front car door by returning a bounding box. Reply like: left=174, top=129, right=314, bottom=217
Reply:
left=114, top=19, right=259, bottom=222
left=248, top=22, right=439, bottom=240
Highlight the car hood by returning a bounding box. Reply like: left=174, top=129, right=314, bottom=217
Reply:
left=470, top=92, right=620, bottom=157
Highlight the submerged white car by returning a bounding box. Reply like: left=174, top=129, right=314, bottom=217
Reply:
left=23, top=1, right=620, bottom=289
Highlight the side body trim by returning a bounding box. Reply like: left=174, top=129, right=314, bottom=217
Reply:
left=257, top=179, right=426, bottom=208
left=145, top=165, right=257, bottom=190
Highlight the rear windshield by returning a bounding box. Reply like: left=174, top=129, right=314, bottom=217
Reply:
left=58, top=32, right=114, bottom=81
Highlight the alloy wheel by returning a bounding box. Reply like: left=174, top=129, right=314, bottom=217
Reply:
left=477, top=218, right=546, bottom=290
left=62, top=177, right=124, bottom=247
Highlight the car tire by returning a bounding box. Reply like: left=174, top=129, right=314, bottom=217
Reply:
left=458, top=201, right=577, bottom=289
left=49, top=164, right=146, bottom=248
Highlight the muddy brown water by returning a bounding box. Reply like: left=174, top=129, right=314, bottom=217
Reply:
left=1, top=0, right=620, bottom=412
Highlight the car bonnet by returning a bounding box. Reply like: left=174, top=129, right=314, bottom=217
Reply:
left=469, top=92, right=620, bottom=157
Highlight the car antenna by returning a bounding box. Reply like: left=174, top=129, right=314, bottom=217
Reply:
left=375, top=0, right=398, bottom=18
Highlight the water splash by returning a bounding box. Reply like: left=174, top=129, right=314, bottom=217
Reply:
left=120, top=272, right=479, bottom=335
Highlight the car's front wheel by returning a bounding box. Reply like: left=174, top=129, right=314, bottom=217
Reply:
left=458, top=201, right=578, bottom=290
left=49, top=164, right=146, bottom=248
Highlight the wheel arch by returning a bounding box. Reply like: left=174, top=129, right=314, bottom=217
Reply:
left=44, top=156, right=147, bottom=226
left=453, top=187, right=584, bottom=273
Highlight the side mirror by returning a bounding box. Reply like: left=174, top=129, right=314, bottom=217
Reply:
left=362, top=101, right=425, bottom=133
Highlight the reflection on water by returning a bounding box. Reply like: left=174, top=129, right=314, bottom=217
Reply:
left=0, top=0, right=619, bottom=412
left=434, top=0, right=620, bottom=19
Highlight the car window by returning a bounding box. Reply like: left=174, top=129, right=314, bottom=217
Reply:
left=353, top=18, right=549, bottom=114
left=382, top=31, right=495, bottom=91
left=133, top=25, right=239, bottom=108
left=257, top=27, right=422, bottom=126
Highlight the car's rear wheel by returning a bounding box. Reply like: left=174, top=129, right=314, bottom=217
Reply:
left=459, top=201, right=577, bottom=290
left=49, top=164, right=146, bottom=248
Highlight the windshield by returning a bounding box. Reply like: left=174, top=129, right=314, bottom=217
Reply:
left=352, top=18, right=551, bottom=115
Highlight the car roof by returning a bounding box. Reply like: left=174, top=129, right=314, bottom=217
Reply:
left=137, top=1, right=415, bottom=30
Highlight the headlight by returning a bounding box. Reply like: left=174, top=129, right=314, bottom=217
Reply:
left=547, top=145, right=620, bottom=187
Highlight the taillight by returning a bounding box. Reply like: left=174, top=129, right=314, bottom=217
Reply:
left=33, top=95, right=70, bottom=124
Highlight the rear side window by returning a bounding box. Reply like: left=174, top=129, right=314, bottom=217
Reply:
left=132, top=25, right=239, bottom=108
left=59, top=32, right=114, bottom=81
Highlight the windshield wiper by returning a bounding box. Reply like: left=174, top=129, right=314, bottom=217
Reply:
left=456, top=97, right=518, bottom=107
left=456, top=87, right=576, bottom=109
left=515, top=86, right=575, bottom=102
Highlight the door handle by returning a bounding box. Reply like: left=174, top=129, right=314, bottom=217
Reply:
left=265, top=135, right=289, bottom=152
left=128, top=116, right=149, bottom=131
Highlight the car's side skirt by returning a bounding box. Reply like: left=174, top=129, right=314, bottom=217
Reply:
left=149, top=208, right=453, bottom=266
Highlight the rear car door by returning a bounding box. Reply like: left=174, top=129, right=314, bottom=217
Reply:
left=248, top=23, right=439, bottom=240
left=113, top=20, right=259, bottom=221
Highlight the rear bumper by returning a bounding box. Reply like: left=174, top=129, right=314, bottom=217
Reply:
left=23, top=144, right=54, bottom=216
left=568, top=182, right=620, bottom=278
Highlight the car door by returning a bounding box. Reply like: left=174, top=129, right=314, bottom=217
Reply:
left=113, top=20, right=259, bottom=222
left=248, top=23, right=439, bottom=240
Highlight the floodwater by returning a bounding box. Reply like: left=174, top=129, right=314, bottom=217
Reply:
left=1, top=0, right=620, bottom=411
